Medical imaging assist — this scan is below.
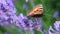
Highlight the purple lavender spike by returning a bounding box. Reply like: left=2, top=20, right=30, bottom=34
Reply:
left=48, top=25, right=60, bottom=34
left=6, top=0, right=14, bottom=6
left=0, top=3, right=5, bottom=10
left=53, top=11, right=58, bottom=18
left=48, top=26, right=55, bottom=34
left=4, top=32, right=9, bottom=34
left=3, top=21, right=9, bottom=26
left=45, top=21, right=60, bottom=34
left=54, top=21, right=60, bottom=32
left=0, top=21, right=8, bottom=26
left=25, top=0, right=29, bottom=2
left=2, top=0, right=16, bottom=14
left=28, top=19, right=34, bottom=34
left=10, top=14, right=18, bottom=22
left=0, top=0, right=17, bottom=26
left=23, top=4, right=27, bottom=9
left=18, top=13, right=28, bottom=30
left=3, top=14, right=9, bottom=20
left=35, top=18, right=42, bottom=31
left=0, top=0, right=7, bottom=5
left=3, top=4, right=16, bottom=14
left=28, top=19, right=33, bottom=30
left=0, top=12, right=9, bottom=21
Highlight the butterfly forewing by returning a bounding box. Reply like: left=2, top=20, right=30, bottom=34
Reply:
left=27, top=4, right=43, bottom=17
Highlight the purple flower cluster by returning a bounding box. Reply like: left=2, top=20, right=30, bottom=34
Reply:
left=53, top=11, right=58, bottom=18
left=0, top=0, right=27, bottom=30
left=47, top=21, right=60, bottom=34
left=25, top=0, right=30, bottom=2
left=4, top=32, right=9, bottom=34
left=35, top=18, right=42, bottom=30
left=23, top=4, right=27, bottom=9
left=0, top=0, right=17, bottom=26
left=54, top=21, right=60, bottom=32
left=0, top=0, right=43, bottom=34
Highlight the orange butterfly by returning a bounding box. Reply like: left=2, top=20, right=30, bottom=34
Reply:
left=27, top=4, right=43, bottom=17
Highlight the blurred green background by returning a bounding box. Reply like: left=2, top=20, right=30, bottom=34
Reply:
left=15, top=0, right=60, bottom=30
left=0, top=0, right=60, bottom=34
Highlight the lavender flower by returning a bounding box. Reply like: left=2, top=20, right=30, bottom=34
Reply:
left=28, top=19, right=34, bottom=34
left=53, top=11, right=58, bottom=18
left=0, top=0, right=29, bottom=31
left=23, top=4, right=27, bottom=9
left=10, top=14, right=18, bottom=22
left=1, top=13, right=9, bottom=20
left=0, top=0, right=7, bottom=5
left=18, top=13, right=28, bottom=30
left=0, top=21, right=8, bottom=26
left=4, top=32, right=9, bottom=34
left=47, top=21, right=60, bottom=34
left=48, top=26, right=55, bottom=34
left=3, top=4, right=16, bottom=14
left=6, top=0, right=14, bottom=6
left=48, top=25, right=60, bottom=34
left=25, top=0, right=29, bottom=2
left=28, top=19, right=33, bottom=30
left=54, top=21, right=60, bottom=32
left=34, top=18, right=42, bottom=31
left=0, top=0, right=17, bottom=26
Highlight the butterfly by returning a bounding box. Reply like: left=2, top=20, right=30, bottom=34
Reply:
left=27, top=4, right=43, bottom=17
